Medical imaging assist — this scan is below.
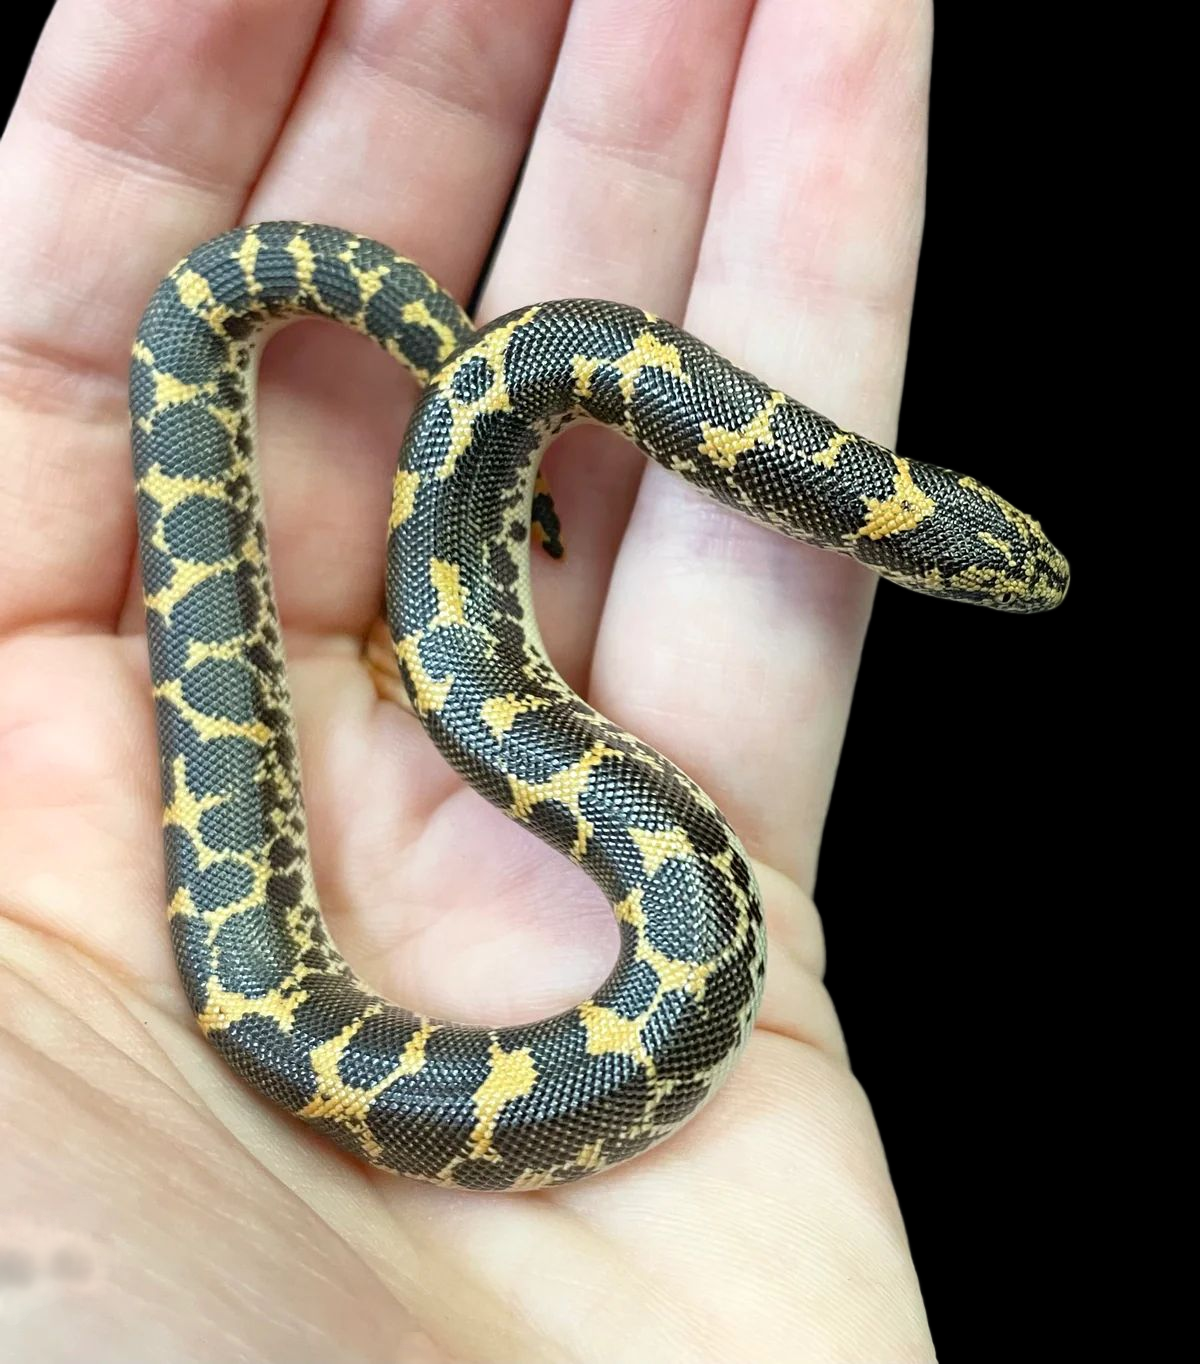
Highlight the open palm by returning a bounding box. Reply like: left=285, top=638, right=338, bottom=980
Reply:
left=0, top=1, right=935, bottom=1359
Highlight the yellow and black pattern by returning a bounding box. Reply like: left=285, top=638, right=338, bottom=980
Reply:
left=131, top=222, right=1068, bottom=1190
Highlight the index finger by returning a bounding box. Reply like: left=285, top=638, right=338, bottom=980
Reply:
left=591, top=0, right=931, bottom=889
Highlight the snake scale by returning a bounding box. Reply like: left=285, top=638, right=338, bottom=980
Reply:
left=130, top=222, right=1068, bottom=1190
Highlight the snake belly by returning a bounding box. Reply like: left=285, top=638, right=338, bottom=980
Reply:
left=130, top=221, right=1068, bottom=1191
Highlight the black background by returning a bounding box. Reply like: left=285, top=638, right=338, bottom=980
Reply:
left=2, top=6, right=1091, bottom=1358
left=824, top=13, right=1091, bottom=1358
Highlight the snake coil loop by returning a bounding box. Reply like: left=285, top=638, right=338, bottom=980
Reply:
left=131, top=222, right=1067, bottom=1189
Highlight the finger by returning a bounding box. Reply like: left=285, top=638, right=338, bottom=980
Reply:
left=0, top=0, right=329, bottom=634
left=477, top=0, right=755, bottom=691
left=592, top=0, right=932, bottom=888
left=227, top=0, right=570, bottom=639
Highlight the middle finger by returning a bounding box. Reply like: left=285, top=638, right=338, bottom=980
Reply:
left=479, top=0, right=756, bottom=691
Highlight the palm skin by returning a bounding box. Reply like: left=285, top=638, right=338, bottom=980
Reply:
left=0, top=1, right=936, bottom=1359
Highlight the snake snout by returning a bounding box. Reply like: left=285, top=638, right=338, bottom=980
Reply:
left=939, top=475, right=1070, bottom=612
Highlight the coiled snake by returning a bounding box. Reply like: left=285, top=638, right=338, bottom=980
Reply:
left=130, top=222, right=1068, bottom=1190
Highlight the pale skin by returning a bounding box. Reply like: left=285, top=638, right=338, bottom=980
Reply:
left=0, top=1, right=936, bottom=1359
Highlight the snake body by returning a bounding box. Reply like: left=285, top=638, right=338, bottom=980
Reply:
left=130, top=222, right=1068, bottom=1190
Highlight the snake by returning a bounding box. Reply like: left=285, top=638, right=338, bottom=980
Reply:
left=130, top=221, right=1068, bottom=1191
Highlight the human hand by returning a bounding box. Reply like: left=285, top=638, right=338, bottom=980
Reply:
left=0, top=2, right=934, bottom=1359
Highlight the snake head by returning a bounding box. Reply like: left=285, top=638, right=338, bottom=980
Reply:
left=849, top=462, right=1070, bottom=612
left=934, top=473, right=1070, bottom=612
